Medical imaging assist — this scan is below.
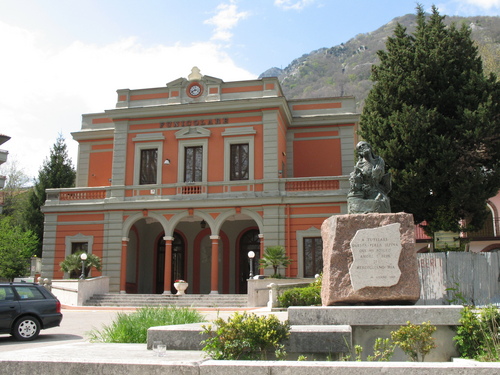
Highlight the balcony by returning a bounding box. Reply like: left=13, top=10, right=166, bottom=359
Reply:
left=0, top=149, right=8, bottom=165
left=44, top=176, right=350, bottom=206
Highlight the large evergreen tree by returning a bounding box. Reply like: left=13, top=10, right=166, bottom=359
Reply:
left=359, top=5, right=500, bottom=236
left=24, top=135, right=76, bottom=256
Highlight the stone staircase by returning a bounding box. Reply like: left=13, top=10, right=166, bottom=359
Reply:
left=84, top=293, right=249, bottom=308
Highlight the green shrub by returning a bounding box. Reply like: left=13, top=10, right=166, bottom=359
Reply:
left=455, top=305, right=500, bottom=361
left=278, top=285, right=321, bottom=308
left=367, top=338, right=395, bottom=361
left=88, top=306, right=204, bottom=343
left=342, top=338, right=394, bottom=362
left=201, top=312, right=290, bottom=360
left=391, top=321, right=437, bottom=362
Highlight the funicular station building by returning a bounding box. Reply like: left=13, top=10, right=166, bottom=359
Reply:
left=41, top=68, right=359, bottom=295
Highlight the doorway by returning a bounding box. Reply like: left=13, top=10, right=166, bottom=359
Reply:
left=238, top=229, right=260, bottom=294
left=156, top=233, right=185, bottom=293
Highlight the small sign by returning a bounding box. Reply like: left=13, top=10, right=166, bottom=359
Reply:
left=434, top=231, right=460, bottom=250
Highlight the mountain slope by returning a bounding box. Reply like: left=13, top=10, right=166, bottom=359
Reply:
left=260, top=14, right=500, bottom=107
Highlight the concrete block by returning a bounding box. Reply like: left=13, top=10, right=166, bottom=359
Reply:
left=288, top=306, right=462, bottom=362
left=352, top=324, right=458, bottom=362
left=148, top=322, right=209, bottom=350
left=288, top=325, right=351, bottom=354
left=288, top=306, right=463, bottom=326
left=199, top=361, right=500, bottom=375
left=200, top=361, right=271, bottom=375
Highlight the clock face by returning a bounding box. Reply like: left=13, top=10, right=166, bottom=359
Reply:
left=188, top=83, right=202, bottom=97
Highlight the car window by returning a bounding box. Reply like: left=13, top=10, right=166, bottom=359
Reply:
left=14, top=286, right=45, bottom=300
left=0, top=286, right=15, bottom=301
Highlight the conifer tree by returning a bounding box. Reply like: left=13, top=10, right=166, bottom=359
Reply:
left=359, top=5, right=500, bottom=236
left=24, top=135, right=76, bottom=256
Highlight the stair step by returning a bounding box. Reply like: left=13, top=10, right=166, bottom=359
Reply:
left=83, top=293, right=248, bottom=308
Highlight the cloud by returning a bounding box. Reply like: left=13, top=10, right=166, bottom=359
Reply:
left=204, top=1, right=250, bottom=41
left=274, top=0, right=315, bottom=11
left=0, top=20, right=255, bottom=180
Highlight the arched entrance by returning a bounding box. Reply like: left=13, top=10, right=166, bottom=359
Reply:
left=156, top=233, right=185, bottom=294
left=238, top=229, right=260, bottom=294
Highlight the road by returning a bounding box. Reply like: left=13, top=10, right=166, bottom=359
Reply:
left=0, top=308, right=134, bottom=352
left=0, top=306, right=280, bottom=352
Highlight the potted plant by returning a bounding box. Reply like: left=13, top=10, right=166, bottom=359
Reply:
left=60, top=251, right=102, bottom=279
left=258, top=246, right=292, bottom=278
left=173, top=279, right=189, bottom=295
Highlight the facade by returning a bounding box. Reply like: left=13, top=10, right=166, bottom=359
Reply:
left=41, top=68, right=359, bottom=294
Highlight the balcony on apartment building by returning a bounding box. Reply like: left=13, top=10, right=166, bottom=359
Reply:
left=44, top=175, right=350, bottom=206
left=0, top=149, right=8, bottom=165
left=0, top=149, right=8, bottom=189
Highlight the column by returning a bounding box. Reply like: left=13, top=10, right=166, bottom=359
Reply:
left=163, top=236, right=174, bottom=294
left=210, top=235, right=220, bottom=294
left=119, top=238, right=129, bottom=294
left=259, top=234, right=264, bottom=275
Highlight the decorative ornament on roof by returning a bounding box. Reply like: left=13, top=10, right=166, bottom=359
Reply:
left=188, top=66, right=203, bottom=81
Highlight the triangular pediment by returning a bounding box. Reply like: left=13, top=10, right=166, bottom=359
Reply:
left=175, top=126, right=211, bottom=139
left=166, top=77, right=187, bottom=87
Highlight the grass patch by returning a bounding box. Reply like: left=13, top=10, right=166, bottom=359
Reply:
left=88, top=306, right=205, bottom=343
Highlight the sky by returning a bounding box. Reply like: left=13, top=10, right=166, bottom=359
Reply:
left=0, top=0, right=499, bottom=182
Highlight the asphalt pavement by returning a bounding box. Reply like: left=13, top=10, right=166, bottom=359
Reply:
left=0, top=306, right=283, bottom=353
left=0, top=308, right=134, bottom=352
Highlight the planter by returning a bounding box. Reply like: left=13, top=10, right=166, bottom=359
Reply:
left=174, top=282, right=189, bottom=295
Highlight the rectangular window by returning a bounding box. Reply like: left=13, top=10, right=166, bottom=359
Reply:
left=0, top=286, right=14, bottom=301
left=14, top=286, right=45, bottom=300
left=184, top=146, right=203, bottom=182
left=304, top=237, right=323, bottom=277
left=230, top=144, right=249, bottom=181
left=71, top=242, right=88, bottom=254
left=140, top=148, right=158, bottom=185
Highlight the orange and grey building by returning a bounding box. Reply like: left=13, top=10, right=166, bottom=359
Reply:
left=41, top=67, right=360, bottom=294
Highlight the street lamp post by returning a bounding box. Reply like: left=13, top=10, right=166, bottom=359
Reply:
left=79, top=253, right=88, bottom=280
left=248, top=251, right=255, bottom=279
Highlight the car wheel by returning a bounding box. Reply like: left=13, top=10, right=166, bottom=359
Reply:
left=12, top=316, right=41, bottom=341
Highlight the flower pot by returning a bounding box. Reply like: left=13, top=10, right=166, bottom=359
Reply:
left=173, top=282, right=188, bottom=295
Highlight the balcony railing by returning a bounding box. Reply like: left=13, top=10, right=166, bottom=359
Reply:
left=45, top=176, right=349, bottom=204
left=60, top=190, right=107, bottom=201
left=179, top=184, right=204, bottom=195
left=285, top=179, right=340, bottom=191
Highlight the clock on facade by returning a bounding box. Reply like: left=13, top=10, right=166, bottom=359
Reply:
left=187, top=83, right=203, bottom=98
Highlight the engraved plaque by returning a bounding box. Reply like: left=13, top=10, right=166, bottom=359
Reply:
left=349, top=223, right=402, bottom=291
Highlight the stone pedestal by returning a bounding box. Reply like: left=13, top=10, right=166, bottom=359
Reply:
left=321, top=213, right=420, bottom=306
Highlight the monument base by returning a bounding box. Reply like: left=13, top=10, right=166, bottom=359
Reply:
left=288, top=305, right=461, bottom=362
left=321, top=212, right=420, bottom=306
